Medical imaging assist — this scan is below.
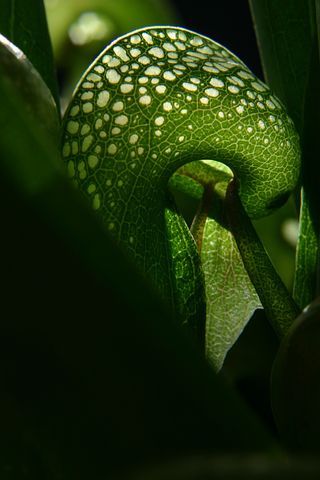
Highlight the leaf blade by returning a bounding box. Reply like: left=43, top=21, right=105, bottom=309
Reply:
left=0, top=0, right=59, bottom=108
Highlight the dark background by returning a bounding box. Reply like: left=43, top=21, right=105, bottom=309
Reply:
left=170, top=0, right=263, bottom=78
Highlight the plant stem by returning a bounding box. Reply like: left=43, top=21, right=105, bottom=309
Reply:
left=226, top=180, right=300, bottom=338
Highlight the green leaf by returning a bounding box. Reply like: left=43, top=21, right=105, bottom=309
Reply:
left=202, top=194, right=262, bottom=371
left=249, top=0, right=320, bottom=309
left=0, top=0, right=59, bottom=109
left=0, top=52, right=276, bottom=476
left=170, top=162, right=262, bottom=371
left=0, top=34, right=59, bottom=145
left=61, top=26, right=301, bottom=340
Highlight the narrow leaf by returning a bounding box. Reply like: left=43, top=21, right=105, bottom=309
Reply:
left=202, top=193, right=262, bottom=371
left=250, top=0, right=320, bottom=309
left=0, top=0, right=59, bottom=108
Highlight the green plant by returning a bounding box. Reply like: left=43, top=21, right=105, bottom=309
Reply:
left=0, top=0, right=320, bottom=478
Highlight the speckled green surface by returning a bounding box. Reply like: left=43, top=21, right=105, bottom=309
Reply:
left=62, top=26, right=301, bottom=328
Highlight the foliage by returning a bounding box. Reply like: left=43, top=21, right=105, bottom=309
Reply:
left=0, top=0, right=319, bottom=477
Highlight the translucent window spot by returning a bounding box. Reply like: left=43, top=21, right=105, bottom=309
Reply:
left=247, top=126, right=253, bottom=133
left=130, top=35, right=141, bottom=44
left=95, top=145, right=102, bottom=154
left=181, top=109, right=188, bottom=114
left=81, top=124, right=90, bottom=135
left=129, top=134, right=139, bottom=144
left=236, top=105, right=244, bottom=114
left=163, top=42, right=176, bottom=52
left=142, top=32, right=153, bottom=44
left=251, top=81, right=267, bottom=92
left=139, top=95, right=152, bottom=106
left=139, top=87, right=147, bottom=94
left=178, top=30, right=187, bottom=41
left=167, top=30, right=177, bottom=40
left=111, top=127, right=121, bottom=135
left=62, top=143, right=71, bottom=157
left=115, top=114, right=128, bottom=126
left=67, top=120, right=79, bottom=134
left=266, top=99, right=276, bottom=110
left=112, top=101, right=124, bottom=112
left=228, top=75, right=245, bottom=87
left=70, top=105, right=80, bottom=116
left=155, top=130, right=162, bottom=137
left=94, top=65, right=105, bottom=74
left=246, top=90, right=256, bottom=100
left=67, top=160, right=75, bottom=177
left=178, top=135, right=185, bottom=142
left=190, top=36, right=203, bottom=47
left=130, top=48, right=141, bottom=58
left=203, top=65, right=219, bottom=74
left=102, top=54, right=112, bottom=64
left=190, top=77, right=201, bottom=84
left=108, top=57, right=121, bottom=68
left=88, top=155, right=99, bottom=169
left=163, top=71, right=176, bottom=81
left=257, top=102, right=265, bottom=109
left=114, top=45, right=129, bottom=61
left=83, top=102, right=93, bottom=113
left=258, top=120, right=266, bottom=130
left=81, top=91, right=93, bottom=100
left=108, top=222, right=115, bottom=230
left=149, top=47, right=164, bottom=58
left=97, top=90, right=110, bottom=108
left=200, top=97, right=209, bottom=105
left=87, top=72, right=101, bottom=82
left=72, top=141, right=79, bottom=154
left=106, top=179, right=112, bottom=186
left=218, top=111, right=225, bottom=119
left=210, top=77, right=224, bottom=88
left=87, top=183, right=96, bottom=194
left=138, top=77, right=148, bottom=84
left=106, top=69, right=121, bottom=84
left=99, top=131, right=107, bottom=138
left=197, top=46, right=213, bottom=55
left=227, top=85, right=239, bottom=94
left=154, top=116, right=164, bottom=126
left=163, top=101, right=173, bottom=112
left=238, top=70, right=254, bottom=80
left=270, top=95, right=282, bottom=109
left=117, top=179, right=123, bottom=187
left=145, top=66, right=161, bottom=76
left=151, top=78, right=159, bottom=84
left=205, top=88, right=219, bottom=97
left=82, top=135, right=94, bottom=152
left=264, top=138, right=269, bottom=145
left=174, top=64, right=187, bottom=71
left=103, top=113, right=110, bottom=122
left=82, top=81, right=94, bottom=89
left=93, top=194, right=101, bottom=210
left=138, top=55, right=151, bottom=65
left=137, top=147, right=144, bottom=155
left=182, top=82, right=197, bottom=92
left=120, top=83, right=134, bottom=94
left=268, top=115, right=276, bottom=123
left=108, top=143, right=117, bottom=155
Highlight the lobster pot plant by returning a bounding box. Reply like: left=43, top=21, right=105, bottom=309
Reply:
left=0, top=0, right=319, bottom=478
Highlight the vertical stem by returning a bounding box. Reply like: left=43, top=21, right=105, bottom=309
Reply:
left=226, top=180, right=300, bottom=337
